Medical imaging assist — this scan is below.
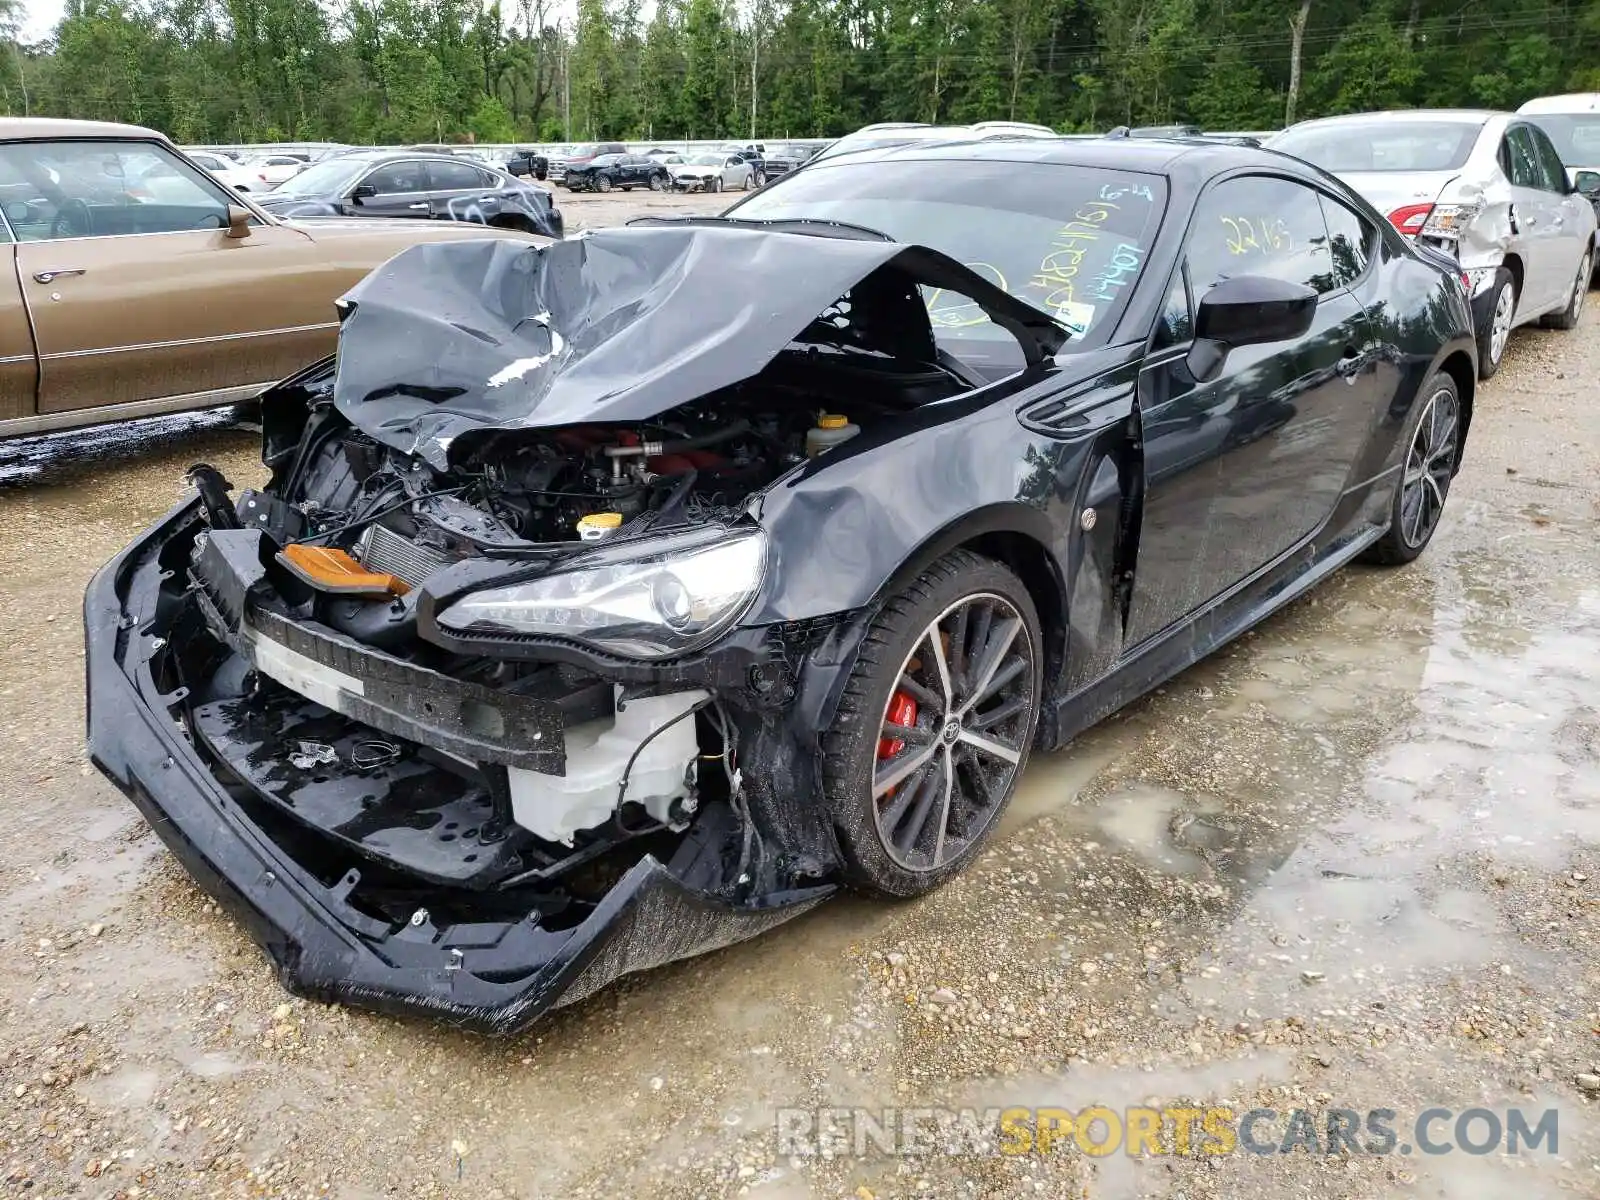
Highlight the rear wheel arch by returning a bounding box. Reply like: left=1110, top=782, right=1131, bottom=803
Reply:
left=1436, top=348, right=1475, bottom=467
left=1500, top=252, right=1525, bottom=302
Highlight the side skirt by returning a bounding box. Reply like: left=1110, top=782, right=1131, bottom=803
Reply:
left=1049, top=520, right=1387, bottom=748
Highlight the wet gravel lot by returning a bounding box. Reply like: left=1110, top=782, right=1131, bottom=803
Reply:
left=1, top=189, right=1598, bottom=1200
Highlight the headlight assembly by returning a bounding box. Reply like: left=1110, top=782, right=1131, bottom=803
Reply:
left=437, top=527, right=767, bottom=659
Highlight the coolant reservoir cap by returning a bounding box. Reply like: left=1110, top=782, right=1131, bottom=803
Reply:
left=577, top=511, right=624, bottom=531
left=818, top=414, right=849, bottom=429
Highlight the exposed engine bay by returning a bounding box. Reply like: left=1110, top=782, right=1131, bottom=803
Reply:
left=167, top=226, right=1009, bottom=937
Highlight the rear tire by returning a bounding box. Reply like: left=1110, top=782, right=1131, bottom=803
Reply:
left=1475, top=268, right=1515, bottom=380
left=822, top=551, right=1043, bottom=898
left=1540, top=250, right=1592, bottom=331
left=1363, top=369, right=1461, bottom=566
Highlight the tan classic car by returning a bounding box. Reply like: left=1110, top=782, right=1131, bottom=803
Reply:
left=0, top=118, right=545, bottom=438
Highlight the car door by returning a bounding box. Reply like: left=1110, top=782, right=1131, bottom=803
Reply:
left=1126, top=173, right=1387, bottom=647
left=725, top=156, right=744, bottom=188
left=1501, top=124, right=1567, bottom=313
left=0, top=137, right=333, bottom=415
left=1526, top=122, right=1591, bottom=279
left=0, top=217, right=38, bottom=423
left=426, top=158, right=497, bottom=222
left=350, top=159, right=433, bottom=219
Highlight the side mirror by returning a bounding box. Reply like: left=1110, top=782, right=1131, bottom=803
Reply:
left=350, top=182, right=377, bottom=201
left=1186, top=275, right=1318, bottom=382
left=224, top=203, right=253, bottom=239
left=1575, top=170, right=1600, bottom=198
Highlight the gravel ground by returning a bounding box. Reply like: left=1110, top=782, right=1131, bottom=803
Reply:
left=1, top=195, right=1598, bottom=1200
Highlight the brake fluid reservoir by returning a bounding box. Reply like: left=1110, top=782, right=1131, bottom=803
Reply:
left=806, top=414, right=859, bottom=457
left=577, top=512, right=623, bottom=541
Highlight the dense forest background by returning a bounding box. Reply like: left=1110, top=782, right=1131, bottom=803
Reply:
left=0, top=0, right=1595, bottom=145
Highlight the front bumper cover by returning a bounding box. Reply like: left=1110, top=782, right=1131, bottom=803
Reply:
left=85, top=500, right=831, bottom=1034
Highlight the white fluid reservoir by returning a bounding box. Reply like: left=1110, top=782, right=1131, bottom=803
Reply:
left=505, top=688, right=707, bottom=846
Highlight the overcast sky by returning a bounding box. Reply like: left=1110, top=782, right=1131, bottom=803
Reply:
left=21, top=0, right=65, bottom=42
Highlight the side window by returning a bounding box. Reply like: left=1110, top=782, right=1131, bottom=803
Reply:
left=1503, top=128, right=1544, bottom=189
left=1526, top=126, right=1569, bottom=192
left=1185, top=175, right=1336, bottom=296
left=429, top=159, right=488, bottom=191
left=0, top=140, right=232, bottom=242
left=365, top=161, right=427, bottom=194
left=1152, top=268, right=1193, bottom=348
left=1317, top=195, right=1374, bottom=287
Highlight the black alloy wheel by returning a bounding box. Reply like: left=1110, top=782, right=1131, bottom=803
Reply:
left=823, top=551, right=1042, bottom=897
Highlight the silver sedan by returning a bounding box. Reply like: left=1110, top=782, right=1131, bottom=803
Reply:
left=1270, top=110, right=1596, bottom=379
left=668, top=153, right=754, bottom=194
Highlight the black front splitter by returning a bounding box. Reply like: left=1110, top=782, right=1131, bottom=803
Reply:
left=84, top=500, right=832, bottom=1035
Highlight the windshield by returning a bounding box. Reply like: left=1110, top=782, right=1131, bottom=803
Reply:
left=567, top=144, right=601, bottom=158
left=1521, top=114, right=1600, bottom=166
left=688, top=154, right=722, bottom=166
left=270, top=158, right=369, bottom=197
left=724, top=157, right=1166, bottom=366
left=1271, top=120, right=1482, bottom=172
left=767, top=144, right=809, bottom=158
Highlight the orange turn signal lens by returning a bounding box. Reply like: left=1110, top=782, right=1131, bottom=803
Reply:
left=277, top=544, right=409, bottom=597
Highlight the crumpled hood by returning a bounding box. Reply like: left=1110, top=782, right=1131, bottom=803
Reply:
left=331, top=224, right=1066, bottom=468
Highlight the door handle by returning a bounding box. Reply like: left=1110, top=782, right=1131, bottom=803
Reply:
left=1552, top=214, right=1565, bottom=229
left=1336, top=347, right=1363, bottom=382
left=406, top=202, right=429, bottom=210
left=33, top=268, right=85, bottom=284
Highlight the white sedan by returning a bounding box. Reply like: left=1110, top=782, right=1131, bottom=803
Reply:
left=244, top=153, right=309, bottom=190
left=668, top=153, right=754, bottom=193
left=184, top=149, right=260, bottom=193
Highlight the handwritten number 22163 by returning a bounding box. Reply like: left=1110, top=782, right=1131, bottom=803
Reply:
left=1221, top=217, right=1293, bottom=256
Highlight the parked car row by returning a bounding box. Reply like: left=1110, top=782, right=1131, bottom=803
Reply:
left=1267, top=98, right=1600, bottom=377
left=0, top=118, right=551, bottom=439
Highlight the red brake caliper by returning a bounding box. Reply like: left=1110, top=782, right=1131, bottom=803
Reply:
left=877, top=690, right=919, bottom=763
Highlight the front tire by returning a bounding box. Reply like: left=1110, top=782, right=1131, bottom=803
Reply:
left=1540, top=250, right=1592, bottom=331
left=596, top=175, right=611, bottom=193
left=1363, top=369, right=1461, bottom=566
left=1476, top=268, right=1515, bottom=380
left=822, top=551, right=1043, bottom=898
left=711, top=176, right=723, bottom=193
left=648, top=174, right=665, bottom=191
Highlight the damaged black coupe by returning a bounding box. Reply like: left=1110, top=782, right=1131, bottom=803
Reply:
left=85, top=140, right=1477, bottom=1033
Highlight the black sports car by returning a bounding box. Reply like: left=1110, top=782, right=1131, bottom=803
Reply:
left=254, top=149, right=562, bottom=237
left=562, top=153, right=670, bottom=193
left=85, top=139, right=1475, bottom=1033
